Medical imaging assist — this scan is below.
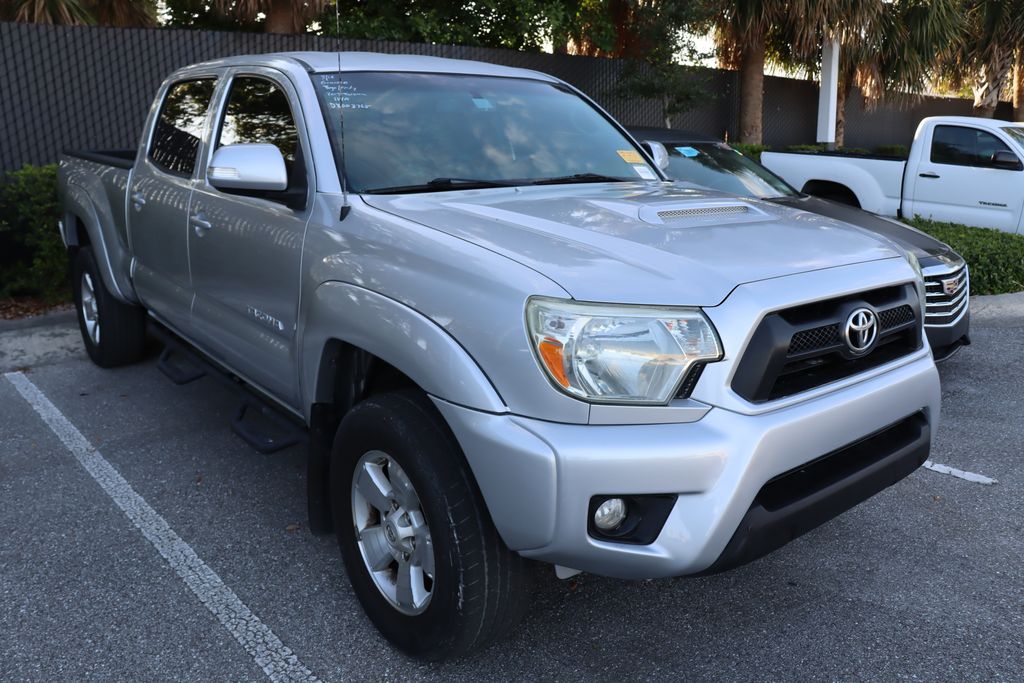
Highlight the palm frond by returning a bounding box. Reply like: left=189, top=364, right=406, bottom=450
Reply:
left=9, top=0, right=94, bottom=25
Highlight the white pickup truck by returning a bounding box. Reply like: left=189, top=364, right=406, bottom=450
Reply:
left=762, top=116, right=1024, bottom=233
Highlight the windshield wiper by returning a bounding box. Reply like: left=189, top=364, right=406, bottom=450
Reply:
left=529, top=173, right=634, bottom=186
left=363, top=177, right=522, bottom=194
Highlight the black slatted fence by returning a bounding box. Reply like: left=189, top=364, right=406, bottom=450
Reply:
left=0, top=21, right=1014, bottom=175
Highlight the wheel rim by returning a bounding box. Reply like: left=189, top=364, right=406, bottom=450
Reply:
left=351, top=451, right=435, bottom=615
left=80, top=272, right=100, bottom=346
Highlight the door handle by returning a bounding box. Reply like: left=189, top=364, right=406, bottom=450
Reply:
left=190, top=213, right=213, bottom=233
left=919, top=172, right=941, bottom=179
left=131, top=192, right=146, bottom=210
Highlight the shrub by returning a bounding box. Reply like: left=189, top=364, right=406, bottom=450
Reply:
left=783, top=144, right=871, bottom=156
left=906, top=217, right=1024, bottom=295
left=784, top=143, right=827, bottom=154
left=0, top=164, right=67, bottom=302
left=731, top=143, right=769, bottom=163
left=874, top=144, right=909, bottom=158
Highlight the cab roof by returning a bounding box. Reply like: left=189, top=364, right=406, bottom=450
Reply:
left=184, top=51, right=559, bottom=82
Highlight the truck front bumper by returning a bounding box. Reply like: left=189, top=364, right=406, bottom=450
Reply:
left=433, top=350, right=940, bottom=580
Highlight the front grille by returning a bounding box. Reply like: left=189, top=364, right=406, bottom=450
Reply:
left=785, top=303, right=915, bottom=360
left=732, top=284, right=923, bottom=403
left=788, top=323, right=840, bottom=355
left=878, top=304, right=915, bottom=330
left=923, top=265, right=968, bottom=325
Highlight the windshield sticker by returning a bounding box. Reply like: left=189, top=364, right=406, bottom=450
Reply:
left=632, top=165, right=657, bottom=180
left=675, top=146, right=700, bottom=158
left=319, top=76, right=371, bottom=110
left=472, top=97, right=494, bottom=110
left=617, top=149, right=645, bottom=164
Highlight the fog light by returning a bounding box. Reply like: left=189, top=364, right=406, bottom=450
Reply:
left=593, top=498, right=627, bottom=530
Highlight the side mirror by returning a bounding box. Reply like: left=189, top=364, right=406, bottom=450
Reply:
left=209, top=143, right=288, bottom=191
left=640, top=140, right=671, bottom=171
left=991, top=150, right=1022, bottom=171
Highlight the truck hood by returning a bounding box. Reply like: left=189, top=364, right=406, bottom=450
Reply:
left=362, top=183, right=901, bottom=306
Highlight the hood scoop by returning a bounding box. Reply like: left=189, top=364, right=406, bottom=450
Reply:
left=639, top=201, right=768, bottom=226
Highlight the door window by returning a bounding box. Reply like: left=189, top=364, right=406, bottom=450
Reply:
left=149, top=79, right=217, bottom=176
left=215, top=76, right=306, bottom=206
left=930, top=125, right=1015, bottom=168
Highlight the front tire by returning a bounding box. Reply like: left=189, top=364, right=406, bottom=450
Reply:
left=72, top=247, right=146, bottom=367
left=330, top=391, right=530, bottom=660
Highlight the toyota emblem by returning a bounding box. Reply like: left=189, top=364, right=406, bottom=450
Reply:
left=843, top=308, right=878, bottom=355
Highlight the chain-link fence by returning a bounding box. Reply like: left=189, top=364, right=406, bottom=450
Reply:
left=0, top=21, right=1013, bottom=175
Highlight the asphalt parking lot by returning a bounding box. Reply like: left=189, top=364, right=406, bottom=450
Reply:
left=2, top=299, right=1021, bottom=682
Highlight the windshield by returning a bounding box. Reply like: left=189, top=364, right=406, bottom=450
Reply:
left=1001, top=126, right=1024, bottom=148
left=313, top=72, right=659, bottom=193
left=660, top=142, right=798, bottom=199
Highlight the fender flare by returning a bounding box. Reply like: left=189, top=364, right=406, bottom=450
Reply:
left=62, top=180, right=138, bottom=304
left=300, top=281, right=507, bottom=418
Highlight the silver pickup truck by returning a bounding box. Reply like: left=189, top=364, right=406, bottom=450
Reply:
left=58, top=52, right=941, bottom=660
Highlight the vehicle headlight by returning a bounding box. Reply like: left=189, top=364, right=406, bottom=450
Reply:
left=526, top=297, right=723, bottom=404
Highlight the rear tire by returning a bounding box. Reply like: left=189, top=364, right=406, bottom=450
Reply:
left=330, top=390, right=530, bottom=660
left=72, top=247, right=146, bottom=368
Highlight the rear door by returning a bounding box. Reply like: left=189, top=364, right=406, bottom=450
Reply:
left=186, top=68, right=313, bottom=406
left=129, top=76, right=218, bottom=332
left=906, top=124, right=1024, bottom=232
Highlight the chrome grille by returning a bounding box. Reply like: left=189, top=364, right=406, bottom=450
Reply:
left=657, top=205, right=749, bottom=220
left=923, top=265, right=968, bottom=326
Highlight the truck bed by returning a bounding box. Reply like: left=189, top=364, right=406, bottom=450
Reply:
left=58, top=150, right=138, bottom=303
left=761, top=150, right=906, bottom=217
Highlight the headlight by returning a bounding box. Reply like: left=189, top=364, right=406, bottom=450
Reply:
left=526, top=297, right=723, bottom=404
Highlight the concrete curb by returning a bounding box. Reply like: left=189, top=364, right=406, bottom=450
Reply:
left=0, top=307, right=76, bottom=333
left=970, top=291, right=1024, bottom=320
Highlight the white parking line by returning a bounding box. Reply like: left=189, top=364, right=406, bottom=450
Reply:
left=5, top=371, right=322, bottom=683
left=923, top=460, right=999, bottom=485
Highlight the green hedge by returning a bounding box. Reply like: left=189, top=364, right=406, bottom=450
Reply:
left=730, top=143, right=770, bottom=163
left=906, top=217, right=1024, bottom=295
left=0, top=164, right=67, bottom=302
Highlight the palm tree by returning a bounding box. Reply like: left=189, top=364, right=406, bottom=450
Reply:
left=776, top=0, right=964, bottom=146
left=1, top=0, right=156, bottom=26
left=710, top=0, right=880, bottom=144
left=1014, top=49, right=1024, bottom=121
left=91, top=0, right=157, bottom=27
left=215, top=0, right=327, bottom=34
left=2, top=0, right=94, bottom=24
left=942, top=0, right=1024, bottom=117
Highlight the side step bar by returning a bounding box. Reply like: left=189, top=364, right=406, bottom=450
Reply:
left=150, top=324, right=308, bottom=454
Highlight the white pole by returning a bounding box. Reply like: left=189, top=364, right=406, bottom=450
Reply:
left=817, top=39, right=840, bottom=148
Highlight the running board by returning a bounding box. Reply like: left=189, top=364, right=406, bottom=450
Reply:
left=232, top=399, right=304, bottom=454
left=150, top=324, right=308, bottom=455
left=157, top=347, right=206, bottom=385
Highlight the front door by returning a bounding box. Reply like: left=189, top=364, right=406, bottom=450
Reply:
left=187, top=69, right=313, bottom=407
left=906, top=124, right=1024, bottom=233
left=128, top=77, right=218, bottom=332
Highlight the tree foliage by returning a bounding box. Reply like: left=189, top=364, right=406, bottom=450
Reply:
left=0, top=0, right=157, bottom=26
left=939, top=0, right=1024, bottom=116
left=770, top=0, right=964, bottom=145
left=709, top=0, right=882, bottom=144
